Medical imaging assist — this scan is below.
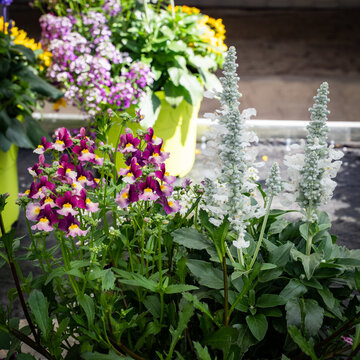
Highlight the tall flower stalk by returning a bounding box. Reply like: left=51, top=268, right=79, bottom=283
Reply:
left=284, top=82, right=343, bottom=255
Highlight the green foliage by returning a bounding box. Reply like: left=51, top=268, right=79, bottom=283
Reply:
left=0, top=31, right=62, bottom=152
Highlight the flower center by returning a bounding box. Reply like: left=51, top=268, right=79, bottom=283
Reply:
left=55, top=140, right=64, bottom=145
left=25, top=190, right=30, bottom=195
left=125, top=143, right=132, bottom=148
left=66, top=168, right=71, bottom=173
left=35, top=208, right=41, bottom=214
left=69, top=223, right=78, bottom=230
left=37, top=145, right=43, bottom=149
left=160, top=185, right=165, bottom=190
left=82, top=149, right=89, bottom=154
left=144, top=188, right=152, bottom=193
left=63, top=203, right=72, bottom=208
left=168, top=201, right=173, bottom=207
left=126, top=172, right=133, bottom=177
left=122, top=192, right=129, bottom=199
left=153, top=153, right=159, bottom=157
left=45, top=197, right=53, bottom=204
left=72, top=183, right=77, bottom=188
left=39, top=217, right=48, bottom=223
left=165, top=172, right=170, bottom=176
left=86, top=198, right=91, bottom=204
left=161, top=147, right=165, bottom=152
left=94, top=178, right=100, bottom=183
left=78, top=176, right=86, bottom=181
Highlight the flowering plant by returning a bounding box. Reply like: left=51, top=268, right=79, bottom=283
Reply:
left=37, top=6, right=154, bottom=117
left=1, top=48, right=360, bottom=360
left=0, top=15, right=62, bottom=151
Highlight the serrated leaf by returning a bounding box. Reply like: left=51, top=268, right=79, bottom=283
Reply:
left=288, top=326, right=318, bottom=360
left=183, top=293, right=214, bottom=322
left=303, top=299, right=324, bottom=337
left=28, top=290, right=51, bottom=337
left=193, top=342, right=212, bottom=360
left=102, top=269, right=116, bottom=291
left=44, top=267, right=65, bottom=285
left=246, top=313, right=268, bottom=341
left=286, top=298, right=302, bottom=328
left=172, top=228, right=211, bottom=250
left=77, top=294, right=95, bottom=327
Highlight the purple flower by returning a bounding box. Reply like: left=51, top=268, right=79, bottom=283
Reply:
left=144, top=127, right=163, bottom=146
left=56, top=191, right=80, bottom=216
left=27, top=163, right=43, bottom=178
left=58, top=214, right=88, bottom=238
left=119, top=157, right=142, bottom=184
left=115, top=184, right=138, bottom=208
left=26, top=202, right=41, bottom=222
left=103, top=0, right=121, bottom=17
left=1, top=0, right=13, bottom=6
left=73, top=139, right=96, bottom=162
left=53, top=127, right=73, bottom=151
left=119, top=130, right=141, bottom=153
left=161, top=198, right=181, bottom=215
left=155, top=163, right=176, bottom=185
left=29, top=176, right=56, bottom=200
left=138, top=176, right=160, bottom=201
left=34, top=136, right=52, bottom=154
left=79, top=189, right=98, bottom=213
left=143, top=142, right=169, bottom=165
left=31, top=205, right=59, bottom=232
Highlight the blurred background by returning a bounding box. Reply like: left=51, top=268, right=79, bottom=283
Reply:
left=8, top=0, right=360, bottom=122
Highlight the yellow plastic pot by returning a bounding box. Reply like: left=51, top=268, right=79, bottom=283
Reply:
left=0, top=145, right=19, bottom=233
left=107, top=92, right=201, bottom=177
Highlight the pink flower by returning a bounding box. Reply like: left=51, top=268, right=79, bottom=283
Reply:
left=73, top=139, right=96, bottom=162
left=139, top=176, right=160, bottom=201
left=115, top=184, right=138, bottom=208
left=79, top=189, right=98, bottom=212
left=155, top=163, right=176, bottom=184
left=56, top=191, right=79, bottom=216
left=26, top=202, right=41, bottom=221
left=162, top=198, right=181, bottom=214
left=59, top=214, right=88, bottom=238
left=119, top=157, right=142, bottom=184
left=159, top=182, right=173, bottom=197
left=119, top=131, right=140, bottom=153
left=143, top=142, right=169, bottom=165
left=34, top=136, right=52, bottom=154
left=144, top=127, right=162, bottom=146
left=53, top=127, right=73, bottom=151
left=31, top=205, right=58, bottom=232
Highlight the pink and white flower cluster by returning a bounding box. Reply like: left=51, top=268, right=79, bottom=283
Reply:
left=40, top=10, right=154, bottom=116
left=22, top=127, right=102, bottom=238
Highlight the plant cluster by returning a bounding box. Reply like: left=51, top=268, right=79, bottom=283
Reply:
left=0, top=13, right=62, bottom=152
left=1, top=47, right=360, bottom=360
left=38, top=9, right=154, bottom=116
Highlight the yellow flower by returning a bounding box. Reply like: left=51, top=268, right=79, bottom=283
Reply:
left=168, top=5, right=200, bottom=15
left=53, top=97, right=67, bottom=111
left=0, top=17, right=52, bottom=67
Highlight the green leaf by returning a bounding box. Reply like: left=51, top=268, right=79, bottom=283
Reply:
left=269, top=242, right=293, bottom=267
left=246, top=313, right=268, bottom=341
left=186, top=259, right=224, bottom=289
left=18, top=355, right=37, bottom=360
left=13, top=44, right=35, bottom=63
left=24, top=116, right=49, bottom=148
left=138, top=92, right=161, bottom=128
left=0, top=131, right=11, bottom=151
left=280, top=279, right=307, bottom=300
left=28, top=290, right=51, bottom=337
left=102, top=269, right=116, bottom=291
left=291, top=249, right=322, bottom=280
left=288, top=326, right=318, bottom=360
left=256, top=294, right=286, bottom=308
left=77, top=294, right=95, bottom=327
left=166, top=302, right=194, bottom=360
left=164, top=81, right=184, bottom=107
left=286, top=298, right=302, bottom=328
left=183, top=293, right=215, bottom=322
left=198, top=68, right=221, bottom=91
left=179, top=72, right=203, bottom=106
left=118, top=273, right=158, bottom=292
left=164, top=284, right=198, bottom=294
left=303, top=299, right=324, bottom=337
left=168, top=40, right=188, bottom=52
left=167, top=67, right=183, bottom=87
left=258, top=268, right=283, bottom=283
left=82, top=350, right=132, bottom=359
left=44, top=267, right=65, bottom=285
left=203, top=326, right=238, bottom=350
left=21, top=69, right=63, bottom=99
left=172, top=228, right=211, bottom=250
left=5, top=118, right=33, bottom=149
left=193, top=342, right=212, bottom=360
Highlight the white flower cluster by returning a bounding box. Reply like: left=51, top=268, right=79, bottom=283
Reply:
left=284, top=82, right=343, bottom=222
left=202, top=46, right=263, bottom=249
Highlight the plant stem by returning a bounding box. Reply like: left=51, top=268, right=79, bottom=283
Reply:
left=157, top=226, right=164, bottom=324
left=0, top=214, right=39, bottom=343
left=222, top=255, right=229, bottom=326
left=306, top=221, right=313, bottom=256
left=249, top=196, right=273, bottom=270
left=170, top=0, right=175, bottom=19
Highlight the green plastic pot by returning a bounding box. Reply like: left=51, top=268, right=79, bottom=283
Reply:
left=107, top=92, right=201, bottom=177
left=0, top=145, right=19, bottom=232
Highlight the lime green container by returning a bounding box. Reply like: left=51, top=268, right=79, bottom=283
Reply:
left=0, top=145, right=19, bottom=233
left=107, top=92, right=201, bottom=177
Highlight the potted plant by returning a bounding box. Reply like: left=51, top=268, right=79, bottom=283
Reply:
left=0, top=7, right=62, bottom=232
left=34, top=0, right=227, bottom=176
left=0, top=47, right=359, bottom=360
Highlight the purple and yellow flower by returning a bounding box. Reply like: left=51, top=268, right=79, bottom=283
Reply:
left=162, top=198, right=181, bottom=214
left=34, top=136, right=53, bottom=154
left=144, top=127, right=162, bottom=146
left=119, top=131, right=141, bottom=153
left=155, top=163, right=176, bottom=184
left=143, top=142, right=169, bottom=165
left=29, top=176, right=55, bottom=200
left=119, top=157, right=142, bottom=184
left=79, top=189, right=98, bottom=212
left=115, top=184, right=138, bottom=208
left=56, top=191, right=79, bottom=216
left=27, top=163, right=43, bottom=178
left=31, top=205, right=58, bottom=232
left=53, top=127, right=73, bottom=151
left=59, top=214, right=88, bottom=238
left=26, top=202, right=41, bottom=222
left=139, top=176, right=160, bottom=201
left=73, top=139, right=96, bottom=162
